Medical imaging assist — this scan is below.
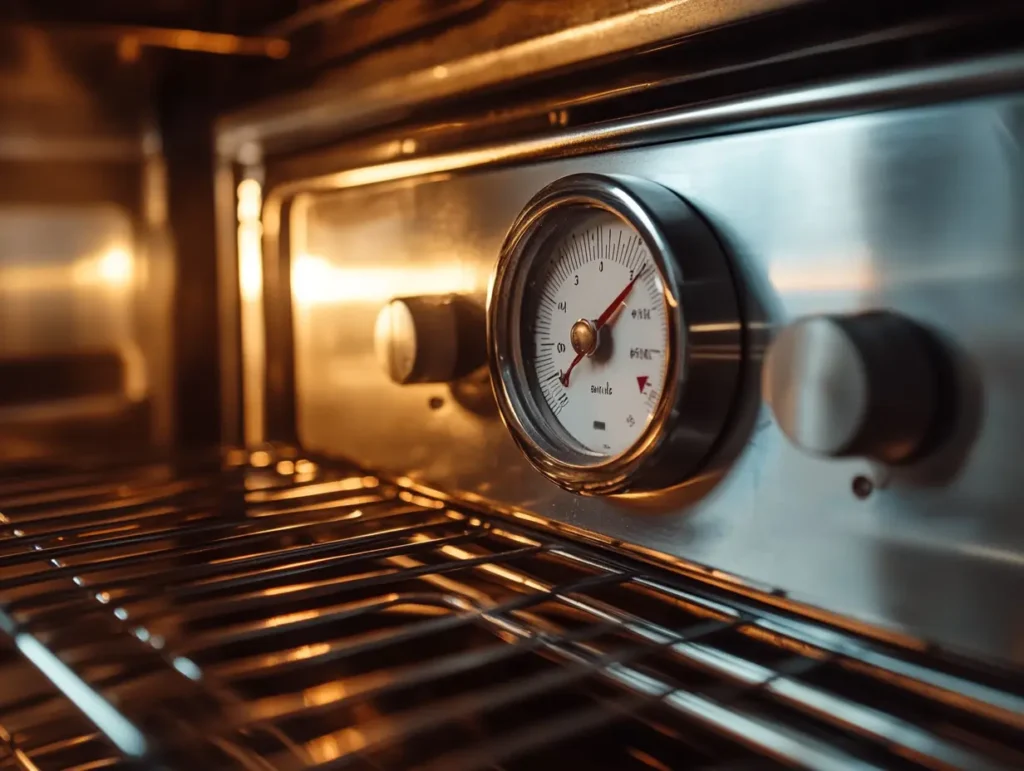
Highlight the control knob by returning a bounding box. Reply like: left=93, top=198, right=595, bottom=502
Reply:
left=374, top=295, right=483, bottom=384
left=763, top=311, right=942, bottom=464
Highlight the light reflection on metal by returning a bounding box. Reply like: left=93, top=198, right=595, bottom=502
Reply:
left=306, top=732, right=344, bottom=763
left=768, top=251, right=877, bottom=293
left=93, top=247, right=134, bottom=287
left=250, top=450, right=272, bottom=468
left=238, top=178, right=266, bottom=448
left=256, top=643, right=332, bottom=669
left=217, top=0, right=804, bottom=157
left=296, top=459, right=320, bottom=475
left=437, top=543, right=549, bottom=593
left=291, top=253, right=477, bottom=306
left=13, top=631, right=148, bottom=757
left=237, top=180, right=264, bottom=302
left=13, top=24, right=289, bottom=61
left=0, top=244, right=135, bottom=292
left=246, top=476, right=372, bottom=502
left=0, top=462, right=1021, bottom=766
left=171, top=656, right=203, bottom=681
left=248, top=497, right=375, bottom=518
left=397, top=490, right=445, bottom=508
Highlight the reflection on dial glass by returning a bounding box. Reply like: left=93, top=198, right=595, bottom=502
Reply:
left=523, top=210, right=670, bottom=457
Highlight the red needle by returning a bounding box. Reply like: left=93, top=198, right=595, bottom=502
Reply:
left=559, top=264, right=647, bottom=387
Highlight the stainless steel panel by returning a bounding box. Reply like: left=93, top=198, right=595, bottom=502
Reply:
left=0, top=29, right=174, bottom=462
left=217, top=0, right=806, bottom=159
left=289, top=92, right=1024, bottom=666
left=0, top=206, right=137, bottom=359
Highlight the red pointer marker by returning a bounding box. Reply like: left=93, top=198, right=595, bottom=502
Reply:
left=637, top=375, right=649, bottom=393
left=560, top=265, right=647, bottom=387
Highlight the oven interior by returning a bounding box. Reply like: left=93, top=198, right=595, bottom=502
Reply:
left=2, top=1, right=1024, bottom=769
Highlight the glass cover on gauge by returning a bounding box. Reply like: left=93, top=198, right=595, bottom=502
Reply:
left=489, top=173, right=741, bottom=495
left=522, top=210, right=670, bottom=458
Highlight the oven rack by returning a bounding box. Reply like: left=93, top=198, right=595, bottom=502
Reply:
left=0, top=454, right=1021, bottom=770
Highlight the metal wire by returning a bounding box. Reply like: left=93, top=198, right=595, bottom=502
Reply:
left=0, top=455, right=1021, bottom=771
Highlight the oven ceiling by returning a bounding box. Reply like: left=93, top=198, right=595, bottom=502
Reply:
left=0, top=0, right=296, bottom=31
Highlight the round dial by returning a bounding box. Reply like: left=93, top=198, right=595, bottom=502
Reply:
left=524, top=210, right=670, bottom=457
left=489, top=173, right=741, bottom=495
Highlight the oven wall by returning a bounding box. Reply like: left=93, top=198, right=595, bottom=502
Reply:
left=281, top=79, right=1024, bottom=666
left=0, top=29, right=174, bottom=463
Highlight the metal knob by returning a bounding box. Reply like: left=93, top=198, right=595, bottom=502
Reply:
left=374, top=295, right=483, bottom=385
left=762, top=312, right=940, bottom=464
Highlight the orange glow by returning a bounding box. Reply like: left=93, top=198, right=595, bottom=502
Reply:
left=250, top=450, right=272, bottom=467
left=438, top=543, right=548, bottom=593
left=397, top=490, right=445, bottom=508
left=306, top=733, right=343, bottom=763
left=0, top=244, right=135, bottom=292
left=296, top=459, right=319, bottom=475
left=93, top=247, right=134, bottom=286
left=768, top=251, right=876, bottom=292
left=262, top=609, right=319, bottom=628
left=72, top=245, right=135, bottom=288
left=265, top=642, right=330, bottom=666
left=237, top=179, right=264, bottom=302
left=291, top=253, right=477, bottom=305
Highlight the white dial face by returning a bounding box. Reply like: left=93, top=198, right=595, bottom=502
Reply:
left=523, top=210, right=671, bottom=458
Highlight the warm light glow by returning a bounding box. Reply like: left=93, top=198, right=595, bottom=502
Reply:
left=438, top=543, right=548, bottom=592
left=237, top=180, right=264, bottom=302
left=397, top=490, right=445, bottom=508
left=239, top=231, right=264, bottom=301
left=291, top=253, right=477, bottom=305
left=224, top=448, right=248, bottom=467
left=768, top=251, right=876, bottom=292
left=295, top=459, right=318, bottom=475
left=65, top=245, right=136, bottom=289
left=276, top=643, right=330, bottom=664
left=307, top=733, right=342, bottom=762
left=236, top=179, right=262, bottom=220
left=250, top=450, right=272, bottom=467
left=263, top=609, right=319, bottom=628
left=95, top=247, right=134, bottom=286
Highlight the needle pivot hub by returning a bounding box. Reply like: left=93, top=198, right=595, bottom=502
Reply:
left=570, top=319, right=599, bottom=356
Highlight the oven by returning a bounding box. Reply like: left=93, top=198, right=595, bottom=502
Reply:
left=1, top=1, right=1023, bottom=769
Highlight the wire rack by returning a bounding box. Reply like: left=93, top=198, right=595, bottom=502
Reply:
left=0, top=454, right=1021, bottom=771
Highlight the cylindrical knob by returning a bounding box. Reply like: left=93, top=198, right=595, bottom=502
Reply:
left=374, top=295, right=484, bottom=385
left=763, top=311, right=940, bottom=464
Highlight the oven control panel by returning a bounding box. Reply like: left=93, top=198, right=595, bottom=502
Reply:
left=291, top=88, right=1024, bottom=666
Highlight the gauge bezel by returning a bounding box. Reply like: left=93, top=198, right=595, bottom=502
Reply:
left=488, top=173, right=741, bottom=495
left=515, top=207, right=672, bottom=465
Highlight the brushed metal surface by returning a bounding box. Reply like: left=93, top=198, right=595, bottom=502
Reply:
left=763, top=312, right=940, bottom=463
left=0, top=205, right=157, bottom=461
left=288, top=91, right=1024, bottom=665
left=0, top=29, right=174, bottom=462
left=218, top=0, right=807, bottom=159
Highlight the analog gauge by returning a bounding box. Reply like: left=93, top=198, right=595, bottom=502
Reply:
left=522, top=209, right=669, bottom=456
left=488, top=174, right=742, bottom=495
